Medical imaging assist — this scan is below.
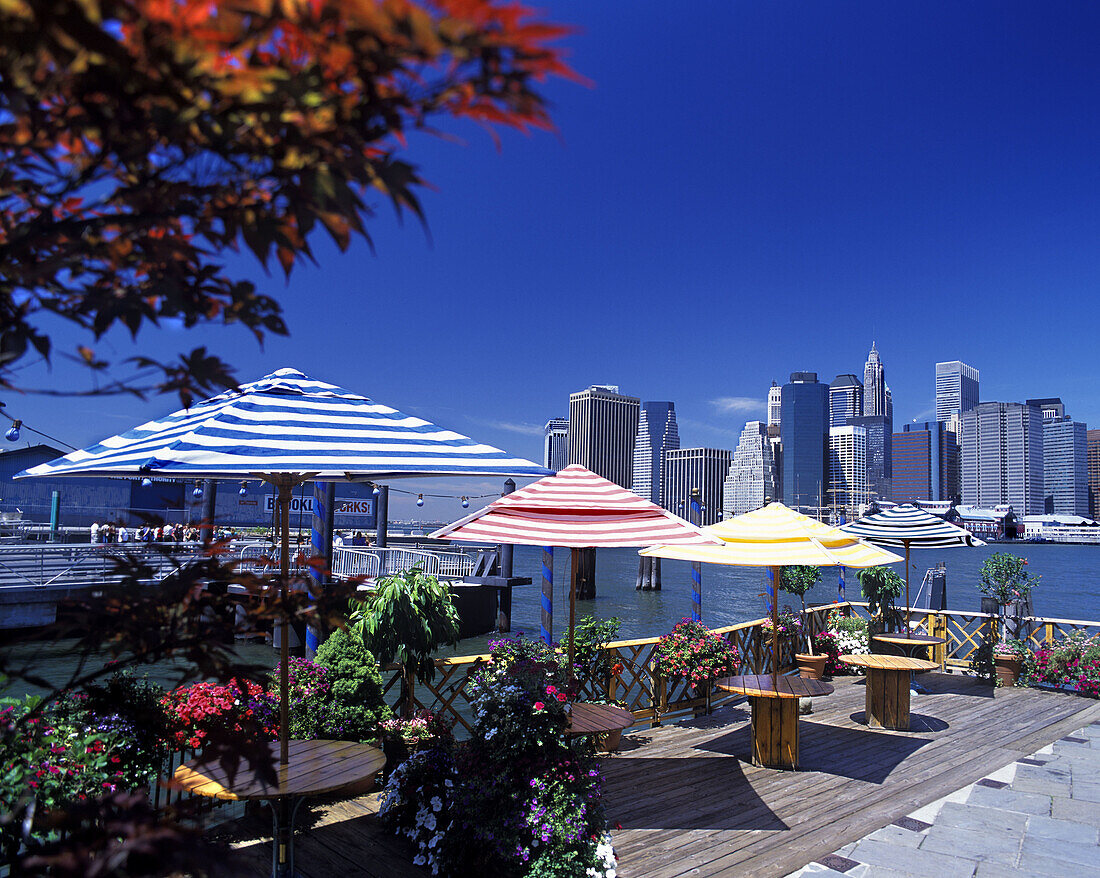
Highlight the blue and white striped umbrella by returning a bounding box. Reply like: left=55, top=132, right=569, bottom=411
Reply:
left=17, top=367, right=550, bottom=482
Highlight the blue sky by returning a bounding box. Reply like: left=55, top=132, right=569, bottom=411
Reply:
left=7, top=1, right=1100, bottom=520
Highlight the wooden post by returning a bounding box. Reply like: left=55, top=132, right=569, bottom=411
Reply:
left=540, top=547, right=553, bottom=646
left=375, top=485, right=389, bottom=547
left=276, top=479, right=292, bottom=766
left=750, top=697, right=799, bottom=769
left=690, top=488, right=702, bottom=621
left=568, top=547, right=578, bottom=690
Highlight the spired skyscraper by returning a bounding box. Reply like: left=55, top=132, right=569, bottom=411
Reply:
left=780, top=372, right=829, bottom=513
left=723, top=421, right=778, bottom=517
left=568, top=385, right=640, bottom=489
left=862, top=342, right=887, bottom=417
left=631, top=401, right=680, bottom=506
left=543, top=418, right=569, bottom=472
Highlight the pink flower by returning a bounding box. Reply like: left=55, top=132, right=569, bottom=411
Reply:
left=533, top=701, right=545, bottom=711
left=556, top=693, right=567, bottom=702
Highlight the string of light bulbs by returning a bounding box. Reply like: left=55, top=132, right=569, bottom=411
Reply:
left=0, top=404, right=79, bottom=450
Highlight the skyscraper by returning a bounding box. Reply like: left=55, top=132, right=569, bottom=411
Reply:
left=767, top=381, right=782, bottom=428
left=892, top=421, right=956, bottom=503
left=847, top=415, right=892, bottom=502
left=935, top=360, right=980, bottom=422
left=961, top=402, right=1044, bottom=514
left=543, top=418, right=569, bottom=472
left=1026, top=398, right=1066, bottom=423
left=780, top=372, right=829, bottom=513
left=1042, top=416, right=1088, bottom=516
left=723, top=421, right=778, bottom=517
left=863, top=342, right=886, bottom=417
left=829, top=425, right=868, bottom=517
left=567, top=385, right=640, bottom=489
left=664, top=447, right=731, bottom=526
left=1088, top=430, right=1100, bottom=519
left=631, top=401, right=679, bottom=506
left=828, top=374, right=863, bottom=428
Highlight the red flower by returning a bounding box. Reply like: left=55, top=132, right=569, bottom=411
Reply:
left=533, top=701, right=545, bottom=711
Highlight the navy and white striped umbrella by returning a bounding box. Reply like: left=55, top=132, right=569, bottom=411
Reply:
left=840, top=503, right=984, bottom=631
left=16, top=367, right=549, bottom=767
left=17, top=367, right=550, bottom=482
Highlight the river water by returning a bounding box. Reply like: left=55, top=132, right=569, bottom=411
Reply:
left=3, top=543, right=1097, bottom=699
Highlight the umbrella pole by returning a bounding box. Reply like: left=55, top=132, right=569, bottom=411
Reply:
left=770, top=566, right=780, bottom=688
left=904, top=541, right=911, bottom=639
left=568, top=548, right=578, bottom=692
left=278, top=480, right=291, bottom=766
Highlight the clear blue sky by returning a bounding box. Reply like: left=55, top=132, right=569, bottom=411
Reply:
left=7, top=1, right=1100, bottom=520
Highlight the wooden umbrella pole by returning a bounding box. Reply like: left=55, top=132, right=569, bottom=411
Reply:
left=568, top=547, right=578, bottom=691
left=771, top=566, right=780, bottom=688
left=904, top=541, right=911, bottom=638
left=278, top=480, right=291, bottom=766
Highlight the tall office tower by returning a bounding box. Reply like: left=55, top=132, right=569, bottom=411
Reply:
left=847, top=415, right=892, bottom=502
left=885, top=384, right=894, bottom=424
left=829, top=425, right=868, bottom=517
left=862, top=342, right=886, bottom=417
left=892, top=422, right=956, bottom=503
left=1088, top=430, right=1100, bottom=518
left=1042, top=417, right=1088, bottom=515
left=1026, top=398, right=1066, bottom=423
left=543, top=418, right=569, bottom=472
left=935, top=360, right=980, bottom=422
left=723, top=421, right=778, bottom=517
left=767, top=381, right=782, bottom=428
left=664, top=447, right=732, bottom=526
left=568, top=385, right=640, bottom=489
left=631, top=401, right=679, bottom=505
left=961, top=402, right=1044, bottom=514
left=828, top=375, right=863, bottom=428
left=780, top=372, right=829, bottom=513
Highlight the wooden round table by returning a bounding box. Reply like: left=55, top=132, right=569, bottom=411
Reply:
left=567, top=702, right=634, bottom=751
left=840, top=654, right=938, bottom=731
left=172, top=739, right=385, bottom=878
left=873, top=632, right=945, bottom=660
left=716, top=674, right=834, bottom=770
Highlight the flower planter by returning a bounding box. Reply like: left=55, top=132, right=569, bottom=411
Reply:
left=596, top=728, right=622, bottom=753
left=795, top=653, right=827, bottom=680
left=994, top=655, right=1023, bottom=687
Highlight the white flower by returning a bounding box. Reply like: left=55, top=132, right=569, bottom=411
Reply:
left=444, top=779, right=453, bottom=788
left=431, top=796, right=443, bottom=812
left=413, top=854, right=427, bottom=866
left=425, top=813, right=437, bottom=831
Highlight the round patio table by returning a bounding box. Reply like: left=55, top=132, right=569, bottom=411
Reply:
left=716, top=674, right=834, bottom=770
left=172, top=739, right=385, bottom=878
left=873, top=632, right=945, bottom=660
left=840, top=654, right=938, bottom=731
left=567, top=702, right=634, bottom=751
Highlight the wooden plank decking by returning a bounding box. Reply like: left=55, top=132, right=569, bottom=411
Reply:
left=208, top=673, right=1100, bottom=877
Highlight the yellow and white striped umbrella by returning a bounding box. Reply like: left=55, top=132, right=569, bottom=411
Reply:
left=640, top=502, right=903, bottom=568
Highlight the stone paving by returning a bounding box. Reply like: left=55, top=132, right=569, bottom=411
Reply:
left=787, top=720, right=1100, bottom=878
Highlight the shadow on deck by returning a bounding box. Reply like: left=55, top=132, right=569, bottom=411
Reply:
left=207, top=673, right=1100, bottom=878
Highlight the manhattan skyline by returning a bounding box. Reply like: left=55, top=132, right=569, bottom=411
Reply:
left=6, top=1, right=1100, bottom=519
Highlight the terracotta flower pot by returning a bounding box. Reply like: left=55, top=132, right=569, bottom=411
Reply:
left=795, top=653, right=827, bottom=680
left=994, top=655, right=1023, bottom=687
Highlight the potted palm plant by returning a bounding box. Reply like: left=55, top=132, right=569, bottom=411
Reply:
left=857, top=565, right=904, bottom=641
left=781, top=566, right=826, bottom=679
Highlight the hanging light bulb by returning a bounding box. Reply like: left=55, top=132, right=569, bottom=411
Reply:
left=141, top=477, right=153, bottom=488
left=5, top=420, right=21, bottom=442
left=416, top=493, right=424, bottom=507
left=372, top=483, right=381, bottom=497
left=192, top=483, right=203, bottom=499
left=239, top=481, right=248, bottom=496
left=461, top=496, right=469, bottom=508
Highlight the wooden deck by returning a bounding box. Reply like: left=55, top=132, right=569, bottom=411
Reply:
left=208, top=673, right=1100, bottom=877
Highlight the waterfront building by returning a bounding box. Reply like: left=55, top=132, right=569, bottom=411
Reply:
left=1089, top=429, right=1100, bottom=519
left=935, top=360, right=980, bottom=422
left=862, top=342, right=887, bottom=418
left=961, top=402, right=1044, bottom=515
left=847, top=415, right=892, bottom=503
left=767, top=381, right=782, bottom=428
left=723, top=421, right=778, bottom=517
left=829, top=425, right=868, bottom=517
left=892, top=421, right=956, bottom=503
left=567, top=385, right=640, bottom=489
left=543, top=417, right=569, bottom=472
left=664, top=447, right=732, bottom=526
left=1042, top=416, right=1088, bottom=516
left=828, top=374, right=863, bottom=428
left=780, top=372, right=829, bottom=513
left=631, top=402, right=679, bottom=506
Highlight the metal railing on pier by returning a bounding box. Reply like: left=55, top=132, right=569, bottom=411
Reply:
left=331, top=546, right=476, bottom=581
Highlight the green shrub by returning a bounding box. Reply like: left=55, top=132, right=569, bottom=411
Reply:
left=571, top=614, right=622, bottom=681
left=312, top=627, right=392, bottom=741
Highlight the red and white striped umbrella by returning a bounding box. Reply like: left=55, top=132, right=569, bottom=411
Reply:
left=431, top=465, right=720, bottom=668
left=431, top=464, right=719, bottom=548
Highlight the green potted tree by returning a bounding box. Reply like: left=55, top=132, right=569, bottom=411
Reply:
left=857, top=566, right=905, bottom=640
left=978, top=553, right=1040, bottom=643
left=781, top=566, right=826, bottom=679
left=350, top=566, right=460, bottom=717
